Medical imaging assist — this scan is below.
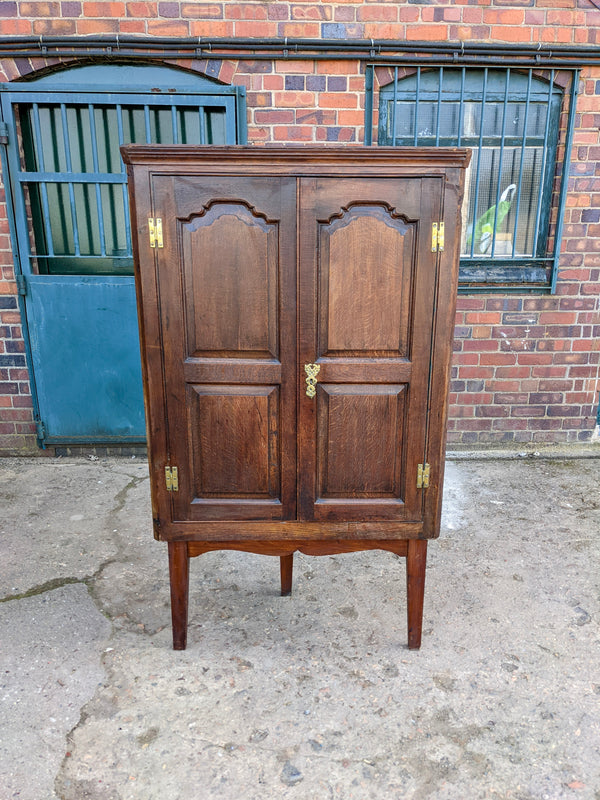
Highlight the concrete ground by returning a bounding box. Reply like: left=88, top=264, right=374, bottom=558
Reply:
left=0, top=454, right=599, bottom=800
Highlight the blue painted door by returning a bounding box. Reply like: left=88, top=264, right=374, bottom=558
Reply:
left=0, top=65, right=245, bottom=445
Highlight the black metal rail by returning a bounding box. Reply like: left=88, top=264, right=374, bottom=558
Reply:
left=0, top=36, right=599, bottom=67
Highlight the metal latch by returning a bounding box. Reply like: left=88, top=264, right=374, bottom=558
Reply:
left=431, top=222, right=444, bottom=253
left=417, top=463, right=430, bottom=489
left=165, top=466, right=178, bottom=492
left=149, top=218, right=163, bottom=248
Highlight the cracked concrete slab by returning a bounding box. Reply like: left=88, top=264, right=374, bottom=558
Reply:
left=1, top=456, right=600, bottom=799
left=0, top=457, right=150, bottom=597
left=0, top=584, right=111, bottom=800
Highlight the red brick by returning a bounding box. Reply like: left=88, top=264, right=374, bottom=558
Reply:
left=485, top=298, right=523, bottom=311
left=334, top=5, right=355, bottom=22
left=12, top=395, right=33, bottom=409
left=227, top=3, right=268, bottom=19
left=464, top=312, right=502, bottom=324
left=449, top=405, right=475, bottom=419
left=254, top=110, right=294, bottom=124
left=518, top=353, right=554, bottom=365
left=1, top=408, right=34, bottom=422
left=494, top=392, right=529, bottom=404
left=566, top=392, right=594, bottom=404
left=454, top=420, right=494, bottom=431
left=20, top=1, right=60, bottom=14
left=318, top=93, right=358, bottom=109
left=126, top=2, right=156, bottom=16
left=475, top=406, right=510, bottom=418
left=357, top=5, right=397, bottom=22
left=463, top=340, right=499, bottom=352
left=120, top=19, right=145, bottom=31
left=572, top=339, right=600, bottom=352
left=189, top=20, right=233, bottom=35
left=276, top=91, right=315, bottom=108
left=547, top=404, right=581, bottom=416
left=180, top=2, right=222, bottom=16
left=76, top=17, right=119, bottom=31
left=297, top=109, right=336, bottom=125
left=483, top=8, right=525, bottom=24
left=523, top=298, right=560, bottom=311
left=273, top=126, right=312, bottom=141
left=511, top=405, right=546, bottom=417
left=490, top=25, right=532, bottom=42
left=263, top=75, right=285, bottom=90
left=456, top=366, right=494, bottom=379
left=479, top=353, right=517, bottom=366
left=364, top=22, right=405, bottom=39
left=336, top=110, right=365, bottom=126
left=486, top=380, right=521, bottom=392
left=472, top=326, right=492, bottom=339
left=237, top=20, right=279, bottom=35
left=452, top=353, right=479, bottom=365
left=406, top=24, right=449, bottom=41
left=492, top=419, right=528, bottom=431
left=292, top=5, right=331, bottom=21
left=538, top=379, right=573, bottom=391
left=456, top=298, right=486, bottom=311
left=277, top=21, right=320, bottom=37
left=495, top=367, right=532, bottom=379
left=0, top=19, right=33, bottom=33
left=555, top=350, right=591, bottom=363
left=34, top=17, right=77, bottom=31
left=527, top=418, right=562, bottom=430
left=83, top=1, right=125, bottom=14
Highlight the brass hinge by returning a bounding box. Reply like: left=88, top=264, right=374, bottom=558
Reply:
left=165, top=466, right=179, bottom=492
left=417, top=463, right=430, bottom=489
left=431, top=222, right=445, bottom=253
left=149, top=217, right=163, bottom=248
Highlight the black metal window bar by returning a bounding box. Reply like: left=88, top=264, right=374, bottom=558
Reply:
left=368, top=65, right=579, bottom=292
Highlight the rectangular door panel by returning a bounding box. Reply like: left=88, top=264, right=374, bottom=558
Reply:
left=317, top=384, right=406, bottom=501
left=181, top=203, right=279, bottom=359
left=150, top=175, right=297, bottom=522
left=299, top=177, right=443, bottom=522
left=188, top=385, right=280, bottom=498
left=319, top=205, right=415, bottom=358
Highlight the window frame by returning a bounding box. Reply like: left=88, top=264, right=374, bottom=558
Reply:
left=367, top=64, right=580, bottom=293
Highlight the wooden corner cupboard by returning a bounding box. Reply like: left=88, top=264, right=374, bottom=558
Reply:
left=121, top=145, right=470, bottom=651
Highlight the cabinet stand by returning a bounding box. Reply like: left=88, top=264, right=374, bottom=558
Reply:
left=168, top=539, right=427, bottom=651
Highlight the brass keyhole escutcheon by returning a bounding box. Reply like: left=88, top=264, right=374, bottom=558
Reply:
left=304, top=363, right=320, bottom=398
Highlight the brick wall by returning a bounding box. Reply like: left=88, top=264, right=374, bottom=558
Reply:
left=1, top=0, right=600, bottom=453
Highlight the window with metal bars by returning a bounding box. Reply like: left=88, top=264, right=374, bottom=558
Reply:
left=2, top=65, right=246, bottom=276
left=373, top=66, right=579, bottom=292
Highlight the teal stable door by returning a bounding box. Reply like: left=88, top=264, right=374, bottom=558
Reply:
left=0, top=65, right=245, bottom=445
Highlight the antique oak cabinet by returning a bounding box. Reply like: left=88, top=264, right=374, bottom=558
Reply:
left=121, top=145, right=470, bottom=650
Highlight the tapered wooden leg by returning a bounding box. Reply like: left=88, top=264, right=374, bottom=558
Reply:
left=406, top=539, right=427, bottom=650
left=168, top=541, right=189, bottom=650
left=280, top=554, right=293, bottom=596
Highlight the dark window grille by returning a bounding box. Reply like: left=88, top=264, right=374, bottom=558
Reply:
left=371, top=66, right=579, bottom=292
left=1, top=70, right=246, bottom=277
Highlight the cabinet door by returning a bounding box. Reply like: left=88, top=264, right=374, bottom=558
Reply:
left=151, top=175, right=297, bottom=521
left=298, top=177, right=443, bottom=522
